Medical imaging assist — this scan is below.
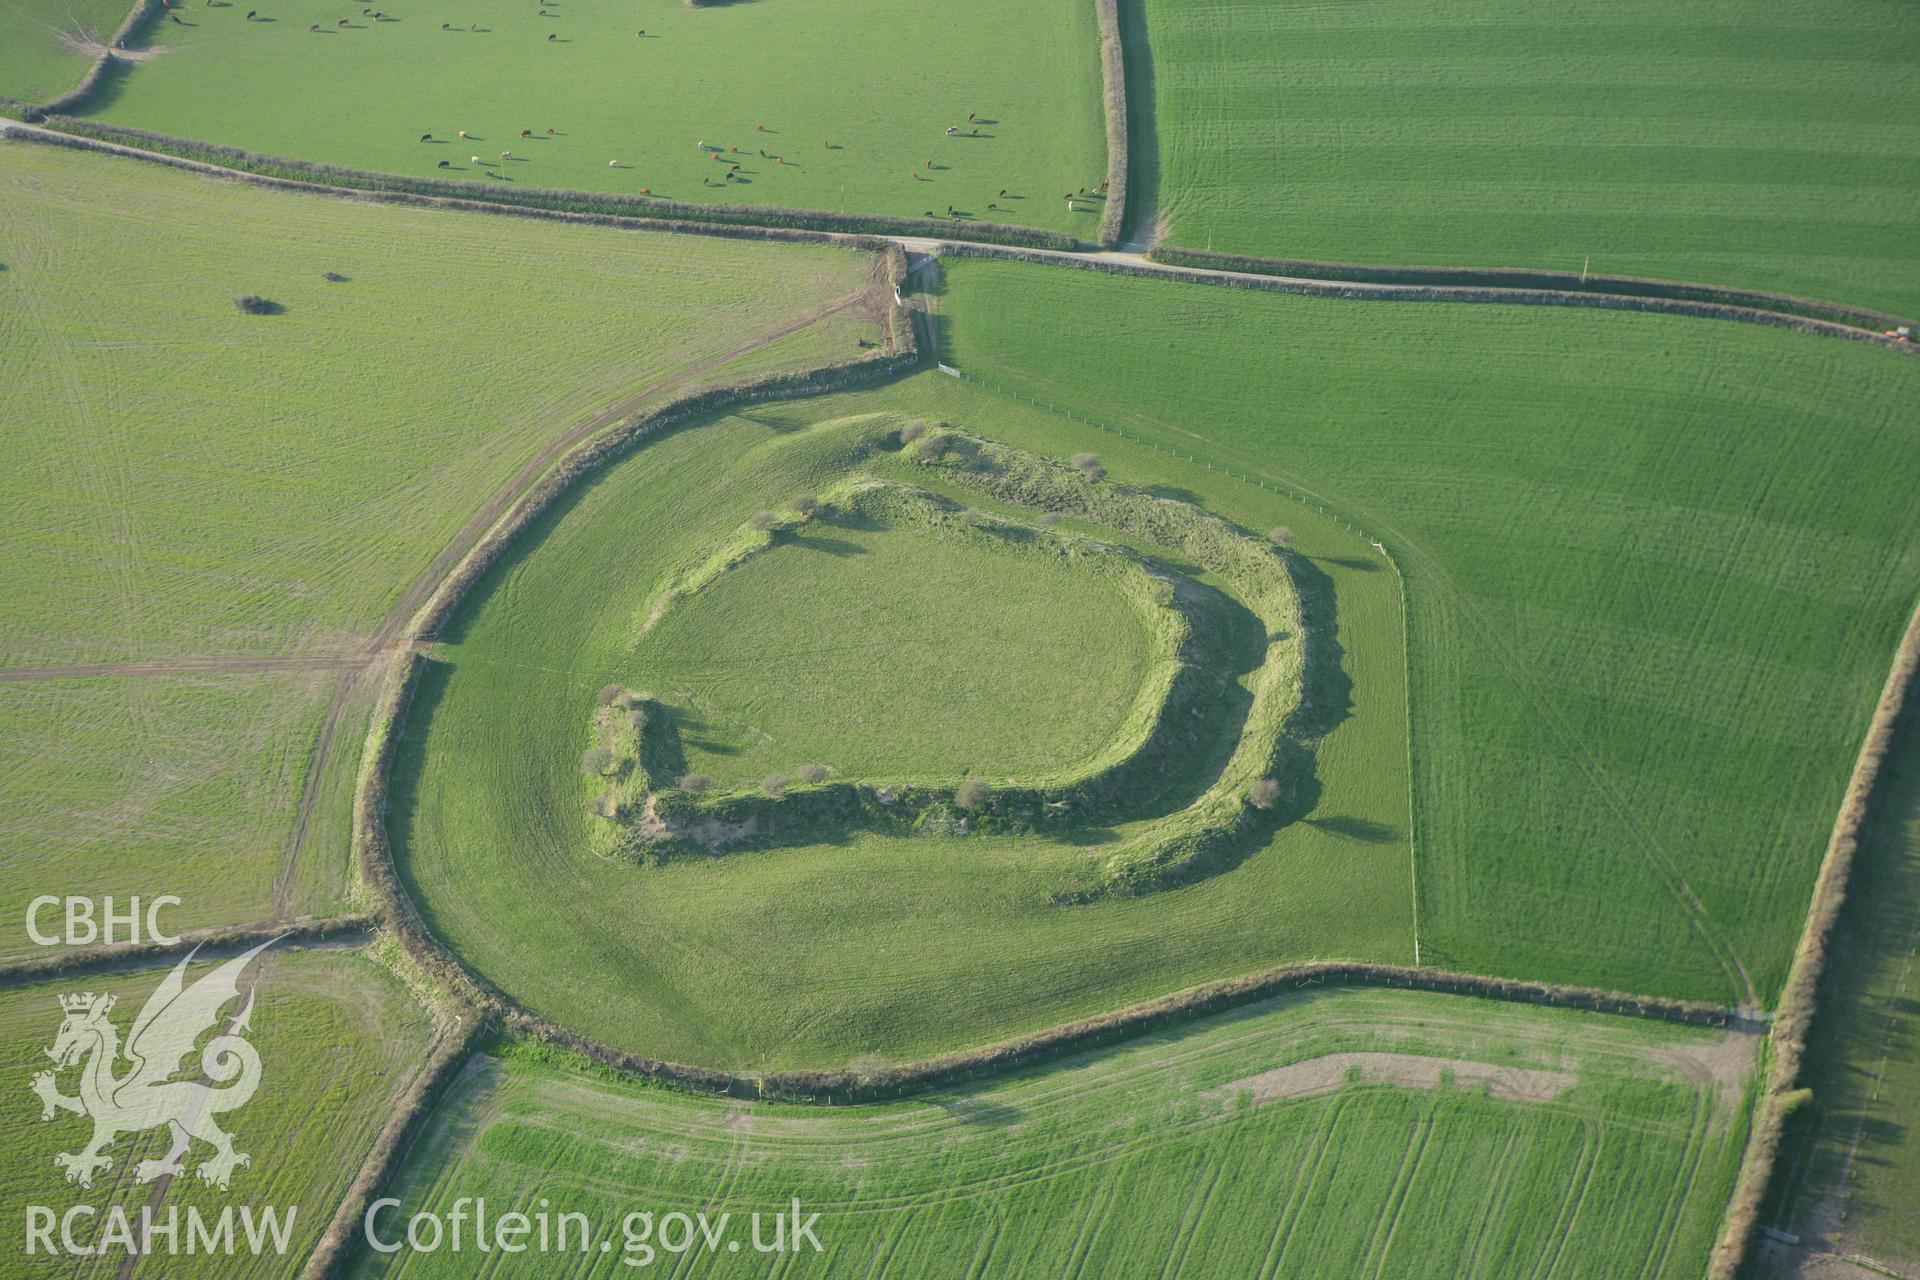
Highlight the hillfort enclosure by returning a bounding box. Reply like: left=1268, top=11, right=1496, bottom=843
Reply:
left=2, top=1, right=1917, bottom=1276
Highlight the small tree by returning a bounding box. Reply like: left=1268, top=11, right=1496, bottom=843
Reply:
left=580, top=746, right=614, bottom=776
left=1247, top=777, right=1283, bottom=810
left=1036, top=511, right=1064, bottom=527
left=1071, top=452, right=1106, bottom=481
left=1268, top=526, right=1294, bottom=547
left=790, top=493, right=820, bottom=518
left=954, top=779, right=992, bottom=811
left=748, top=510, right=778, bottom=532
left=761, top=772, right=789, bottom=798
left=595, top=683, right=625, bottom=707
left=913, top=431, right=951, bottom=463
left=234, top=294, right=277, bottom=315
left=797, top=763, right=833, bottom=784
left=898, top=420, right=927, bottom=444
left=628, top=706, right=648, bottom=733
left=677, top=772, right=712, bottom=792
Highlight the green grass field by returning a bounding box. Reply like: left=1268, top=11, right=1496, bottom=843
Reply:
left=1758, top=696, right=1920, bottom=1274
left=0, top=143, right=881, bottom=667
left=0, top=946, right=438, bottom=1280
left=634, top=514, right=1156, bottom=790
left=0, top=141, right=881, bottom=954
left=349, top=986, right=1752, bottom=1278
left=0, top=0, right=128, bottom=105
left=0, top=670, right=340, bottom=962
left=393, top=372, right=1413, bottom=1070
left=934, top=254, right=1920, bottom=1008
left=1134, top=0, right=1920, bottom=316
left=75, top=0, right=1107, bottom=234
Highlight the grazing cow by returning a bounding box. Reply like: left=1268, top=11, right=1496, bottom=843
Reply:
left=520, top=129, right=532, bottom=137
left=968, top=112, right=976, bottom=122
left=547, top=32, right=556, bottom=39
left=307, top=22, right=317, bottom=30
left=170, top=13, right=181, bottom=22
left=458, top=130, right=469, bottom=138
left=546, top=127, right=554, bottom=135
left=608, top=159, right=619, bottom=166
left=437, top=159, right=451, bottom=168
left=441, top=21, right=449, bottom=27
left=246, top=9, right=255, bottom=16
left=987, top=202, right=998, bottom=211
left=337, top=18, right=348, bottom=25
left=635, top=27, right=643, bottom=34
left=500, top=150, right=511, bottom=159
left=945, top=126, right=956, bottom=135
left=639, top=187, right=650, bottom=195
left=471, top=155, right=481, bottom=163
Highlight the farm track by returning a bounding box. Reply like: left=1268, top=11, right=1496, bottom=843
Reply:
left=5, top=122, right=1916, bottom=349
left=0, top=652, right=367, bottom=682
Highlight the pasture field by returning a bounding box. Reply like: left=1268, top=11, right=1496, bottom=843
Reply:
left=393, top=372, right=1413, bottom=1070
left=633, top=515, right=1157, bottom=790
left=934, top=255, right=1920, bottom=1007
left=0, top=670, right=341, bottom=963
left=0, top=0, right=129, bottom=106
left=73, top=0, right=1107, bottom=234
left=0, top=142, right=883, bottom=667
left=0, top=946, right=439, bottom=1280
left=1135, top=0, right=1920, bottom=316
left=350, top=986, right=1753, bottom=1278
left=1756, top=695, right=1920, bottom=1275
left=0, top=141, right=882, bottom=949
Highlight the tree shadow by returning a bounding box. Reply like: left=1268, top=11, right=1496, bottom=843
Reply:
left=1114, top=0, right=1162, bottom=246
left=1306, top=815, right=1399, bottom=843
left=784, top=532, right=866, bottom=557
left=931, top=1096, right=1021, bottom=1127
left=1317, top=555, right=1382, bottom=573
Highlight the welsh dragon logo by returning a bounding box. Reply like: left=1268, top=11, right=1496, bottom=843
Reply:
left=29, top=939, right=275, bottom=1191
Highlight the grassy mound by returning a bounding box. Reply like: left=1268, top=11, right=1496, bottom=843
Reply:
left=565, top=428, right=1310, bottom=895
left=624, top=483, right=1169, bottom=796
left=938, top=252, right=1920, bottom=1006
left=392, top=385, right=1411, bottom=1068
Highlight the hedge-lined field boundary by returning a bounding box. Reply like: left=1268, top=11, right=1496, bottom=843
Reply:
left=28, top=0, right=160, bottom=115
left=8, top=122, right=1912, bottom=349
left=1146, top=244, right=1916, bottom=332
left=0, top=914, right=376, bottom=989
left=19, top=116, right=1082, bottom=249
left=303, top=1014, right=482, bottom=1280
left=927, top=242, right=1920, bottom=350
left=1709, top=599, right=1920, bottom=1279
left=1092, top=0, right=1128, bottom=249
